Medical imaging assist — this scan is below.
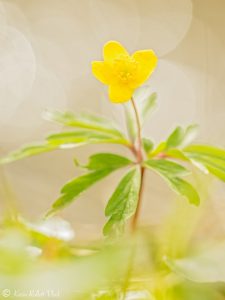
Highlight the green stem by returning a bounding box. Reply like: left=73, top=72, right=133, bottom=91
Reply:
left=122, top=97, right=146, bottom=298
left=131, top=97, right=143, bottom=163
left=131, top=166, right=145, bottom=231
left=130, top=97, right=145, bottom=231
left=121, top=167, right=146, bottom=297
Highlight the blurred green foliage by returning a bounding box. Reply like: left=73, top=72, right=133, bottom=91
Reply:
left=0, top=202, right=224, bottom=300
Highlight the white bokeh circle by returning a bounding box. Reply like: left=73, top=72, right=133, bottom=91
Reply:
left=1, top=65, right=67, bottom=143
left=0, top=26, right=36, bottom=124
left=137, top=0, right=193, bottom=56
left=89, top=0, right=140, bottom=50
left=89, top=0, right=192, bottom=56
left=143, top=59, right=197, bottom=142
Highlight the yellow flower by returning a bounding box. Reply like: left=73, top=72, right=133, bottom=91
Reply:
left=92, top=41, right=158, bottom=103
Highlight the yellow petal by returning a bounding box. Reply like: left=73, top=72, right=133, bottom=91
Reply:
left=92, top=61, right=112, bottom=85
left=103, top=41, right=128, bottom=62
left=132, top=50, right=158, bottom=86
left=109, top=84, right=133, bottom=103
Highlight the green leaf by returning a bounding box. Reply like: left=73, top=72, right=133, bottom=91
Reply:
left=168, top=177, right=200, bottom=206
left=43, top=110, right=124, bottom=138
left=140, top=92, right=157, bottom=121
left=180, top=124, right=199, bottom=148
left=142, top=138, right=154, bottom=155
left=104, top=167, right=141, bottom=236
left=144, top=159, right=200, bottom=205
left=166, top=124, right=199, bottom=150
left=49, top=169, right=111, bottom=215
left=105, top=168, right=141, bottom=217
left=149, top=141, right=167, bottom=157
left=144, top=159, right=190, bottom=177
left=0, top=144, right=57, bottom=164
left=86, top=153, right=132, bottom=171
left=47, top=130, right=129, bottom=146
left=184, top=144, right=225, bottom=161
left=184, top=144, right=225, bottom=181
left=166, top=149, right=189, bottom=161
left=103, top=217, right=125, bottom=237
left=133, top=86, right=157, bottom=122
left=47, top=153, right=132, bottom=215
left=164, top=242, right=225, bottom=282
left=191, top=156, right=225, bottom=182
left=47, top=131, right=108, bottom=145
left=0, top=130, right=130, bottom=164
left=124, top=103, right=137, bottom=141
left=166, top=126, right=185, bottom=149
left=205, top=165, right=225, bottom=181
left=148, top=124, right=199, bottom=160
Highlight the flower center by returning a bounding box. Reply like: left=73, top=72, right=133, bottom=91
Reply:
left=112, top=54, right=137, bottom=84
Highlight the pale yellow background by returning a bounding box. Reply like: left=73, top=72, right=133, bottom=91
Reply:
left=0, top=0, right=225, bottom=238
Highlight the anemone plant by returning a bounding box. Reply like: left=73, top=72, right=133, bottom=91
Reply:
left=1, top=41, right=225, bottom=238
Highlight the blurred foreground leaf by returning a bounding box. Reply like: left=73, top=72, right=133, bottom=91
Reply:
left=165, top=242, right=225, bottom=283
left=0, top=230, right=129, bottom=299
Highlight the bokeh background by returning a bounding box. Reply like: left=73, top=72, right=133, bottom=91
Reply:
left=0, top=0, right=225, bottom=239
